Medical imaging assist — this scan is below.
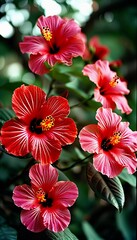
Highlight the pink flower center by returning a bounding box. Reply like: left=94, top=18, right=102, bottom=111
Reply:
left=109, top=74, right=119, bottom=87
left=36, top=188, right=53, bottom=207
left=40, top=115, right=55, bottom=131
left=42, top=26, right=52, bottom=41
left=101, top=131, right=121, bottom=151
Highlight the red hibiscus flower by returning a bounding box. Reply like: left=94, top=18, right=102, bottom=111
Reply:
left=109, top=59, right=122, bottom=71
left=89, top=36, right=109, bottom=61
left=79, top=107, right=137, bottom=178
left=12, top=163, right=78, bottom=232
left=82, top=60, right=132, bottom=114
left=81, top=35, right=109, bottom=62
left=19, top=15, right=85, bottom=75
left=1, top=85, right=77, bottom=164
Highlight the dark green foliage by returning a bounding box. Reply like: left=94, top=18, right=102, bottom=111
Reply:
left=87, top=162, right=125, bottom=211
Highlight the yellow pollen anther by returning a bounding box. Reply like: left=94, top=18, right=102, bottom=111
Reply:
left=109, top=132, right=121, bottom=145
left=40, top=115, right=55, bottom=131
left=36, top=188, right=46, bottom=203
left=42, top=26, right=52, bottom=41
left=109, top=74, right=119, bottom=87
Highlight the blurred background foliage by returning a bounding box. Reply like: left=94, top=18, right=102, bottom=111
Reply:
left=0, top=0, right=136, bottom=239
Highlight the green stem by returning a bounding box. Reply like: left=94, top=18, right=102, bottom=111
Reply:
left=54, top=154, right=92, bottom=172
left=70, top=94, right=94, bottom=109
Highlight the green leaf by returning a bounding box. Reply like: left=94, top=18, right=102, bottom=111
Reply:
left=44, top=228, right=78, bottom=240
left=66, top=80, right=87, bottom=99
left=58, top=169, right=70, bottom=181
left=52, top=70, right=71, bottom=83
left=0, top=226, right=17, bottom=240
left=116, top=205, right=136, bottom=240
left=119, top=168, right=136, bottom=187
left=0, top=216, right=17, bottom=240
left=0, top=108, right=14, bottom=121
left=86, top=162, right=125, bottom=211
left=82, top=221, right=103, bottom=240
left=50, top=64, right=73, bottom=83
left=0, top=108, right=15, bottom=128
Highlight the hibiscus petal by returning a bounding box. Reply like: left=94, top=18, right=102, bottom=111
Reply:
left=112, top=95, right=132, bottom=114
left=96, top=107, right=122, bottom=130
left=29, top=164, right=58, bottom=192
left=94, top=88, right=116, bottom=109
left=12, top=85, right=46, bottom=122
left=117, top=122, right=137, bottom=151
left=93, top=152, right=124, bottom=178
left=94, top=153, right=121, bottom=178
left=114, top=80, right=130, bottom=95
left=96, top=60, right=112, bottom=75
left=131, top=131, right=137, bottom=151
left=54, top=51, right=73, bottom=66
left=1, top=119, right=29, bottom=156
left=37, top=15, right=63, bottom=34
left=30, top=135, right=61, bottom=164
left=52, top=118, right=77, bottom=146
left=83, top=60, right=114, bottom=86
left=55, top=35, right=85, bottom=64
left=19, top=36, right=48, bottom=54
left=101, top=97, right=116, bottom=109
left=49, top=181, right=78, bottom=207
left=82, top=64, right=100, bottom=86
left=59, top=19, right=81, bottom=39
left=12, top=185, right=37, bottom=210
left=46, top=54, right=58, bottom=66
left=79, top=124, right=100, bottom=153
left=42, top=208, right=70, bottom=232
left=21, top=207, right=45, bottom=232
left=29, top=54, right=50, bottom=75
left=110, top=147, right=137, bottom=174
left=43, top=96, right=70, bottom=119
